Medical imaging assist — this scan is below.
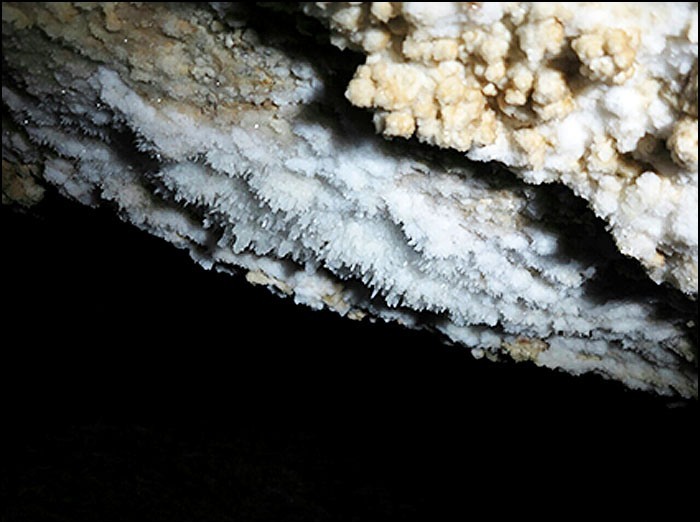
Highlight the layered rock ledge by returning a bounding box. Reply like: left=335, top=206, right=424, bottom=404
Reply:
left=2, top=3, right=697, bottom=396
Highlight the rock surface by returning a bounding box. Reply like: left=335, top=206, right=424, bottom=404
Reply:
left=2, top=3, right=697, bottom=396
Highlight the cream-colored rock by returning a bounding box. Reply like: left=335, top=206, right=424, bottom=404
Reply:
left=304, top=2, right=699, bottom=296
left=668, top=117, right=699, bottom=171
left=572, top=28, right=639, bottom=85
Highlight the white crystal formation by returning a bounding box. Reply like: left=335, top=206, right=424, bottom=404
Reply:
left=304, top=2, right=699, bottom=295
left=2, top=3, right=697, bottom=397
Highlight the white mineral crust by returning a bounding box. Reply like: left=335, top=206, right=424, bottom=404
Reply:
left=304, top=2, right=699, bottom=295
left=2, top=3, right=697, bottom=396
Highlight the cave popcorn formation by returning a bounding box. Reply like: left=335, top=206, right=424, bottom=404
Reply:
left=2, top=3, right=697, bottom=397
left=308, top=2, right=698, bottom=295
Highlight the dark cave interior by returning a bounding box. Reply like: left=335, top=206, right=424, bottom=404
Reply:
left=3, top=191, right=697, bottom=520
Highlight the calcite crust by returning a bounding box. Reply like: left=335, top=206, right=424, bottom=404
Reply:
left=305, top=2, right=699, bottom=295
left=2, top=3, right=697, bottom=397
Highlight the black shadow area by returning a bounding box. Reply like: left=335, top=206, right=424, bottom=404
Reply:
left=3, top=193, right=698, bottom=521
